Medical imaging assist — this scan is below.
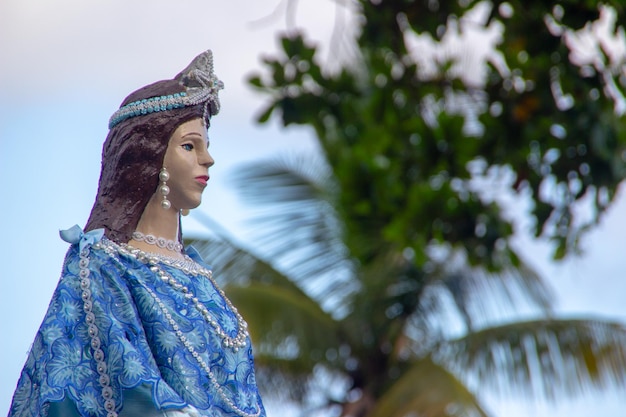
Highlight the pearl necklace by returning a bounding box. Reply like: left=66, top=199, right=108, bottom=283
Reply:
left=95, top=239, right=260, bottom=417
left=131, top=231, right=183, bottom=253
left=118, top=243, right=250, bottom=351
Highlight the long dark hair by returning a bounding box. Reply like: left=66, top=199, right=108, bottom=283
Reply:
left=84, top=79, right=208, bottom=244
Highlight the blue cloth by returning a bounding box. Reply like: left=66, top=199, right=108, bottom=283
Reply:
left=47, top=384, right=167, bottom=417
left=58, top=225, right=105, bottom=252
left=9, top=231, right=265, bottom=417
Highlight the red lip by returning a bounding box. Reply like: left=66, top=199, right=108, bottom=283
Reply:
left=195, top=175, right=209, bottom=186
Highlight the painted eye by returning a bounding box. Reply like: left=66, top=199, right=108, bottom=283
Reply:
left=182, top=143, right=194, bottom=151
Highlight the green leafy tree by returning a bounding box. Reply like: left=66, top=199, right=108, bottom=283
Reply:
left=190, top=1, right=626, bottom=416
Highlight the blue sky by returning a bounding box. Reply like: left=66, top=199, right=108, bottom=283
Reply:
left=1, top=1, right=625, bottom=416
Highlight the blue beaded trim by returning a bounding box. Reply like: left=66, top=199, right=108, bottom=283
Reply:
left=108, top=92, right=188, bottom=128
left=109, top=92, right=196, bottom=128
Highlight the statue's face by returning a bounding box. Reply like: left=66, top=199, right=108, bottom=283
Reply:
left=161, top=118, right=214, bottom=211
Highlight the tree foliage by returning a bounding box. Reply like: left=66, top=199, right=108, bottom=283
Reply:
left=190, top=159, right=626, bottom=416
left=248, top=0, right=626, bottom=265
left=192, top=1, right=626, bottom=416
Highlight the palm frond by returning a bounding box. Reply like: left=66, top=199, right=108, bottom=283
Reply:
left=230, top=153, right=335, bottom=206
left=340, top=250, right=425, bottom=348
left=187, top=216, right=343, bottom=403
left=188, top=234, right=307, bottom=295
left=369, top=357, right=491, bottom=417
left=427, top=247, right=553, bottom=330
left=227, top=283, right=340, bottom=361
left=339, top=246, right=553, bottom=354
left=228, top=156, right=358, bottom=312
left=441, top=318, right=626, bottom=400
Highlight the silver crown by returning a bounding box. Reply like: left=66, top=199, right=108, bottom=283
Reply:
left=108, top=50, right=224, bottom=129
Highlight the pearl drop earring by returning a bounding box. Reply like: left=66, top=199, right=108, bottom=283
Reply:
left=159, top=168, right=171, bottom=210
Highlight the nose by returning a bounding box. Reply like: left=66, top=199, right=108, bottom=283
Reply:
left=199, top=147, right=214, bottom=168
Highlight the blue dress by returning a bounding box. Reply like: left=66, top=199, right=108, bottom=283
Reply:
left=9, top=229, right=266, bottom=417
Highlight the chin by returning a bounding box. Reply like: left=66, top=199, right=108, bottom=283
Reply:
left=187, top=200, right=202, bottom=210
left=176, top=195, right=203, bottom=211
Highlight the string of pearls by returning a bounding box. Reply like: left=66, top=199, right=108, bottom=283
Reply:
left=109, top=241, right=249, bottom=351
left=77, top=247, right=118, bottom=417
left=144, top=285, right=260, bottom=417
left=133, top=248, right=250, bottom=351
left=159, top=168, right=171, bottom=210
left=96, top=239, right=260, bottom=416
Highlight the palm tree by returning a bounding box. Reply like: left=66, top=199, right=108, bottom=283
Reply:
left=188, top=154, right=626, bottom=417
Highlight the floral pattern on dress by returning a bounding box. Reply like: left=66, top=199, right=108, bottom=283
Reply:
left=9, top=240, right=265, bottom=417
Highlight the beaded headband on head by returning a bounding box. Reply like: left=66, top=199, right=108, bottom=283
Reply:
left=108, top=50, right=224, bottom=129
